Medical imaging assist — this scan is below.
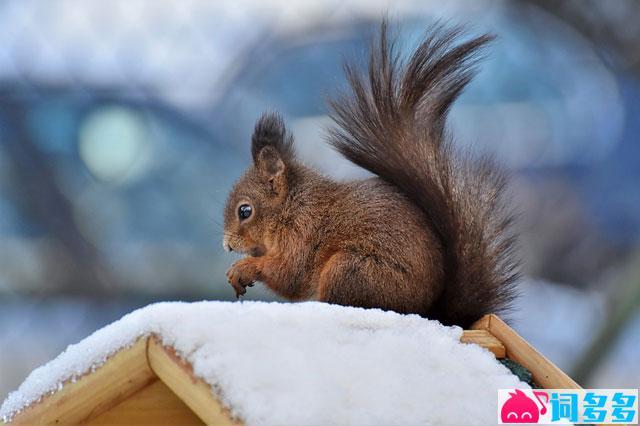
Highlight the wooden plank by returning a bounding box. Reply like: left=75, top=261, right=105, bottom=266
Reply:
left=469, top=313, right=491, bottom=331
left=9, top=338, right=156, bottom=425
left=471, top=314, right=582, bottom=389
left=147, top=337, right=240, bottom=426
left=460, top=329, right=506, bottom=358
left=86, top=379, right=204, bottom=425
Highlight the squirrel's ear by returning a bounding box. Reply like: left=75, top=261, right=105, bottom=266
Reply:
left=251, top=112, right=294, bottom=197
left=256, top=146, right=287, bottom=195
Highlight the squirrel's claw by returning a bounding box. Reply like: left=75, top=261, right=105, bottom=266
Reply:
left=226, top=258, right=259, bottom=298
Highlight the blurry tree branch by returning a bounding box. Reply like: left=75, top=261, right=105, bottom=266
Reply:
left=518, top=0, right=640, bottom=386
left=571, top=253, right=640, bottom=385
left=0, top=96, right=115, bottom=295
left=0, top=82, right=233, bottom=297
left=525, top=0, right=640, bottom=72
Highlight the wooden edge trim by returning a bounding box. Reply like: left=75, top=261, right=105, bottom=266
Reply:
left=7, top=338, right=156, bottom=425
left=469, top=313, right=491, bottom=331
left=460, top=329, right=506, bottom=358
left=147, top=336, right=240, bottom=426
left=471, top=314, right=582, bottom=389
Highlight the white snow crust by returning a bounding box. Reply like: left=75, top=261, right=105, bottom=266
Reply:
left=1, top=301, right=527, bottom=425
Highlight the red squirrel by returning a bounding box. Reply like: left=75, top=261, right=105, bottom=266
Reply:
left=222, top=22, right=519, bottom=328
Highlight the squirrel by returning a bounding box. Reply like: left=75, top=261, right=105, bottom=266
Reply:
left=222, top=22, right=519, bottom=328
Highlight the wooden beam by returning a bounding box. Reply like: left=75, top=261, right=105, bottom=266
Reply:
left=460, top=329, right=506, bottom=358
left=147, top=337, right=240, bottom=426
left=9, top=338, right=156, bottom=425
left=86, top=379, right=204, bottom=425
left=471, top=314, right=581, bottom=389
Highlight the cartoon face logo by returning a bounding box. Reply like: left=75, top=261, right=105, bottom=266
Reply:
left=501, top=389, right=548, bottom=423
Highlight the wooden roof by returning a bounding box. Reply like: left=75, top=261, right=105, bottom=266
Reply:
left=4, top=314, right=579, bottom=425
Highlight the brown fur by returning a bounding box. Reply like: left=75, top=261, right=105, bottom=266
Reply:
left=223, top=22, right=519, bottom=328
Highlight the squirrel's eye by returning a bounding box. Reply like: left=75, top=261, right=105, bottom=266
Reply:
left=238, top=204, right=253, bottom=221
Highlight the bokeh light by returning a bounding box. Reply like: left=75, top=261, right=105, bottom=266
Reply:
left=79, top=107, right=153, bottom=184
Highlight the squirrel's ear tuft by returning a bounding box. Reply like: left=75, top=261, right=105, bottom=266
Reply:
left=251, top=112, right=295, bottom=163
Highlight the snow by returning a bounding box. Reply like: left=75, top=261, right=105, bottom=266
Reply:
left=1, top=301, right=527, bottom=425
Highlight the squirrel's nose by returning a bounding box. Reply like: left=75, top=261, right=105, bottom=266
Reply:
left=222, top=239, right=233, bottom=252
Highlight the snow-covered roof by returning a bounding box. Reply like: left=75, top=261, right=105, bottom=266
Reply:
left=0, top=301, right=527, bottom=425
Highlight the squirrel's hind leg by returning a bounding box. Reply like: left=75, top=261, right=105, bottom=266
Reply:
left=316, top=251, right=427, bottom=315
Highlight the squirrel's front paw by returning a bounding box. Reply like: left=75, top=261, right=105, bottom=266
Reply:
left=226, top=258, right=260, bottom=298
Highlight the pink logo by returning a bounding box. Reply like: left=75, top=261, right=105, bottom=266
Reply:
left=501, top=389, right=549, bottom=423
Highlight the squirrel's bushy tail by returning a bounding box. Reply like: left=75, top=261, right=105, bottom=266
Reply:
left=328, top=21, right=519, bottom=327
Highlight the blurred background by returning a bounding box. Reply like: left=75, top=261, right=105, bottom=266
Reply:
left=0, top=0, right=639, bottom=398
